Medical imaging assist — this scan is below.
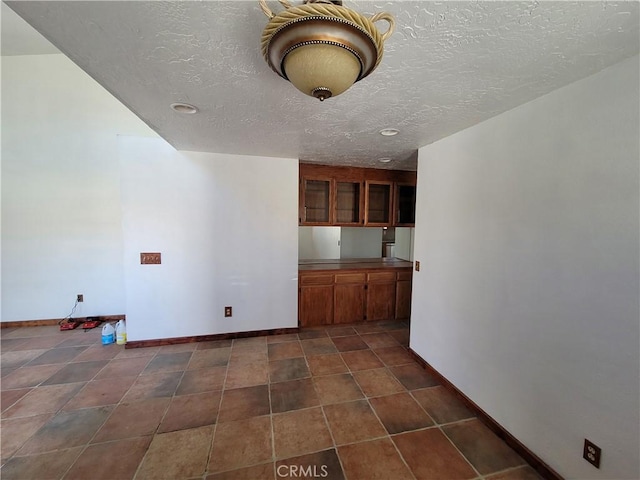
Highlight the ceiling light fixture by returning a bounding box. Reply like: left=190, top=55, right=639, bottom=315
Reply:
left=170, top=103, right=198, bottom=114
left=378, top=157, right=392, bottom=163
left=379, top=128, right=399, bottom=136
left=259, top=0, right=394, bottom=101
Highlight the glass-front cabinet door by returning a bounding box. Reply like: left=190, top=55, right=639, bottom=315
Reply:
left=365, top=181, right=392, bottom=226
left=395, top=184, right=416, bottom=226
left=300, top=178, right=332, bottom=224
left=335, top=181, right=362, bottom=225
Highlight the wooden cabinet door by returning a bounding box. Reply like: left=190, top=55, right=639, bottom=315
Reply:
left=364, top=181, right=393, bottom=226
left=300, top=177, right=333, bottom=225
left=299, top=274, right=334, bottom=327
left=394, top=183, right=416, bottom=226
left=395, top=271, right=412, bottom=320
left=335, top=181, right=363, bottom=225
left=334, top=273, right=366, bottom=323
left=299, top=285, right=333, bottom=326
left=366, top=271, right=396, bottom=321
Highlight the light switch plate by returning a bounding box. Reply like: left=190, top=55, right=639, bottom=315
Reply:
left=140, top=252, right=161, bottom=264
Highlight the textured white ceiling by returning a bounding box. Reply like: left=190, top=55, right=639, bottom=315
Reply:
left=5, top=1, right=639, bottom=171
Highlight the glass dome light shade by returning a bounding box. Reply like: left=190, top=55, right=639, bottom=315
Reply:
left=259, top=1, right=395, bottom=101
left=283, top=44, right=361, bottom=101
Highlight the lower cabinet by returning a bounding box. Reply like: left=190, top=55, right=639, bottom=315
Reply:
left=395, top=271, right=413, bottom=320
left=366, top=271, right=397, bottom=321
left=334, top=273, right=366, bottom=324
left=299, top=268, right=411, bottom=327
left=299, top=274, right=333, bottom=327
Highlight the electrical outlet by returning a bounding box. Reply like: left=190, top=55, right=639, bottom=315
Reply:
left=77, top=294, right=84, bottom=303
left=583, top=439, right=601, bottom=468
left=224, top=306, right=232, bottom=317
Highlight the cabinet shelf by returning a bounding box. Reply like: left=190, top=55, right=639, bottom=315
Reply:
left=335, top=181, right=361, bottom=224
left=365, top=181, right=392, bottom=225
left=301, top=178, right=331, bottom=223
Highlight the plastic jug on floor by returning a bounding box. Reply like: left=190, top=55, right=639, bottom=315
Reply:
left=116, top=320, right=127, bottom=345
left=101, top=323, right=115, bottom=345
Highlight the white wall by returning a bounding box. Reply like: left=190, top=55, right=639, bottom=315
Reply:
left=1, top=54, right=156, bottom=321
left=298, top=226, right=340, bottom=259
left=119, top=137, right=298, bottom=341
left=1, top=53, right=298, bottom=342
left=299, top=226, right=386, bottom=260
left=394, top=227, right=414, bottom=261
left=411, top=55, right=639, bottom=479
left=340, top=227, right=383, bottom=259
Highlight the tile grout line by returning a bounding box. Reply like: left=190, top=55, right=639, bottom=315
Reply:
left=50, top=339, right=136, bottom=479
left=317, top=326, right=406, bottom=479
left=378, top=341, right=485, bottom=479
left=485, top=464, right=531, bottom=478
left=353, top=326, right=419, bottom=480
left=0, top=331, right=116, bottom=442
left=438, top=422, right=484, bottom=478
left=267, top=341, right=277, bottom=473
left=1, top=336, right=101, bottom=448
left=3, top=322, right=531, bottom=480
left=313, top=326, right=352, bottom=480
left=200, top=344, right=231, bottom=479
left=3, top=346, right=101, bottom=454
left=80, top=343, right=159, bottom=476
left=131, top=345, right=189, bottom=480
left=204, top=337, right=269, bottom=475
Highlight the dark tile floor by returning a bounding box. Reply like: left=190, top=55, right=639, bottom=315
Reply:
left=0, top=321, right=542, bottom=480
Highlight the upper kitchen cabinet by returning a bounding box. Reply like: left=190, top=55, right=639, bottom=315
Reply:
left=364, top=181, right=393, bottom=226
left=300, top=177, right=332, bottom=225
left=299, top=163, right=416, bottom=227
left=335, top=181, right=363, bottom=225
left=394, top=183, right=417, bottom=226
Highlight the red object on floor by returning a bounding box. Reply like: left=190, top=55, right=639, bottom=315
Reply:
left=82, top=320, right=101, bottom=329
left=59, top=320, right=80, bottom=331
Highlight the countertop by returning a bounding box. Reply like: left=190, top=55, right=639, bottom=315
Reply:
left=299, top=258, right=413, bottom=271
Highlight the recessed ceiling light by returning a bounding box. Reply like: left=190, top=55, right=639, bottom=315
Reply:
left=378, top=157, right=392, bottom=163
left=170, top=102, right=198, bottom=114
left=379, top=128, right=399, bottom=136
